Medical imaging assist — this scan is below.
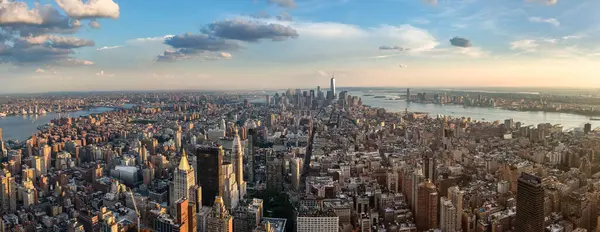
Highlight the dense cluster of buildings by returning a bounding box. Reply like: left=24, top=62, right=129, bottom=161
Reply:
left=0, top=81, right=599, bottom=232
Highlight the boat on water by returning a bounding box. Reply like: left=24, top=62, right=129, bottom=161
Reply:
left=591, top=117, right=600, bottom=121
left=0, top=113, right=5, bottom=117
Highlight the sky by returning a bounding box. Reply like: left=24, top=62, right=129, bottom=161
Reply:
left=1, top=0, right=600, bottom=93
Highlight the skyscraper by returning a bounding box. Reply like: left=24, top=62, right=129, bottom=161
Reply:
left=406, top=88, right=411, bottom=102
left=515, top=173, right=544, bottom=232
left=448, top=186, right=463, bottom=231
left=0, top=172, right=17, bottom=213
left=176, top=198, right=189, bottom=232
left=440, top=197, right=456, bottom=232
left=222, top=162, right=240, bottom=211
left=170, top=149, right=198, bottom=213
left=232, top=128, right=246, bottom=199
left=196, top=145, right=224, bottom=206
left=416, top=180, right=438, bottom=231
left=207, top=196, right=233, bottom=232
left=330, top=76, right=336, bottom=99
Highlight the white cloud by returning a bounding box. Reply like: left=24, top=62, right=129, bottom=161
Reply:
left=398, top=63, right=408, bottom=68
left=128, top=35, right=175, bottom=43
left=526, top=0, right=557, bottom=5
left=218, top=52, right=232, bottom=59
left=35, top=68, right=45, bottom=73
left=511, top=39, right=539, bottom=51
left=55, top=0, right=120, bottom=19
left=89, top=20, right=101, bottom=29
left=96, top=70, right=115, bottom=77
left=562, top=35, right=582, bottom=40
left=528, top=17, right=560, bottom=27
left=97, top=45, right=125, bottom=51
left=0, top=1, right=43, bottom=24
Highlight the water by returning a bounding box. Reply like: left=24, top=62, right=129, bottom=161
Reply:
left=0, top=105, right=133, bottom=141
left=353, top=91, right=596, bottom=131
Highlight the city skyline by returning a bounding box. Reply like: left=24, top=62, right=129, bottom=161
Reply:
left=2, top=0, right=600, bottom=93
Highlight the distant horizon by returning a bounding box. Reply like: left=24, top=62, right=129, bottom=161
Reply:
left=1, top=85, right=598, bottom=96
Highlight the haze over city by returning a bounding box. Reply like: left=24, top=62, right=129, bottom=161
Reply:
left=2, top=0, right=600, bottom=93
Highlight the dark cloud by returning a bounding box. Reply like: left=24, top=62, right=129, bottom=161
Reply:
left=1, top=35, right=94, bottom=64
left=268, top=0, right=296, bottom=8
left=449, top=37, right=472, bottom=47
left=164, top=33, right=242, bottom=51
left=379, top=45, right=410, bottom=51
left=47, top=36, right=95, bottom=48
left=276, top=12, right=293, bottom=21
left=204, top=19, right=298, bottom=42
left=157, top=48, right=232, bottom=62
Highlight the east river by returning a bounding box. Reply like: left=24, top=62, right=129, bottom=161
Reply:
left=0, top=94, right=597, bottom=141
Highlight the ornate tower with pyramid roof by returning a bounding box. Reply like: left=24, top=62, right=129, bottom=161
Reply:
left=170, top=148, right=198, bottom=213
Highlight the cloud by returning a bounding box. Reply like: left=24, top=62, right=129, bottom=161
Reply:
left=35, top=68, right=45, bottom=73
left=96, top=45, right=124, bottom=51
left=156, top=49, right=233, bottom=62
left=219, top=52, right=232, bottom=59
left=129, top=35, right=175, bottom=44
left=423, top=0, right=437, bottom=5
left=449, top=37, right=472, bottom=47
left=54, top=0, right=120, bottom=19
left=267, top=0, right=296, bottom=9
left=18, top=35, right=95, bottom=48
left=0, top=0, right=44, bottom=24
left=398, top=63, right=408, bottom=68
left=528, top=17, right=560, bottom=27
left=165, top=33, right=242, bottom=51
left=203, top=19, right=299, bottom=42
left=63, top=58, right=94, bottom=65
left=251, top=11, right=271, bottom=19
left=511, top=39, right=538, bottom=51
left=526, top=0, right=557, bottom=5
left=96, top=70, right=114, bottom=77
left=379, top=45, right=410, bottom=51
left=89, top=20, right=100, bottom=29
left=562, top=35, right=582, bottom=40
left=276, top=12, right=293, bottom=21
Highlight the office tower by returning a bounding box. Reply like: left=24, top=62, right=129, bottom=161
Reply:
left=585, top=123, right=592, bottom=134
left=266, top=155, right=283, bottom=192
left=407, top=88, right=411, bottom=102
left=233, top=198, right=264, bottom=232
left=176, top=198, right=189, bottom=232
left=515, top=173, right=544, bottom=232
left=290, top=157, right=302, bottom=191
left=175, top=130, right=182, bottom=149
left=416, top=180, right=438, bottom=231
left=196, top=145, right=224, bottom=206
left=188, top=202, right=197, bottom=232
left=505, top=119, right=515, bottom=129
left=265, top=95, right=271, bottom=106
left=170, top=150, right=198, bottom=212
left=222, top=162, right=240, bottom=211
left=247, top=128, right=257, bottom=183
left=40, top=145, right=51, bottom=174
left=330, top=76, right=336, bottom=99
left=411, top=168, right=424, bottom=213
left=448, top=186, right=463, bottom=231
left=0, top=172, right=17, bottom=213
left=207, top=197, right=233, bottom=232
left=101, top=212, right=119, bottom=232
left=232, top=129, right=246, bottom=198
left=440, top=197, right=456, bottom=232
left=423, top=153, right=436, bottom=182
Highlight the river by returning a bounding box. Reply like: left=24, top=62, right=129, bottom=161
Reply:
left=0, top=106, right=131, bottom=141
left=353, top=91, right=596, bottom=131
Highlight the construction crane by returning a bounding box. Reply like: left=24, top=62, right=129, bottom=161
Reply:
left=128, top=188, right=141, bottom=232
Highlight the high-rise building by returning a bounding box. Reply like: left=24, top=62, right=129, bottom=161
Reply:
left=247, top=128, right=257, bottom=183
left=170, top=150, right=199, bottom=212
left=406, top=88, right=411, bottom=102
left=440, top=197, right=456, bottom=232
left=0, top=172, right=17, bottom=213
left=196, top=145, right=224, bottom=206
left=515, top=173, right=544, bottom=232
left=232, top=129, right=246, bottom=199
left=207, top=197, right=233, bottom=232
left=176, top=198, right=189, bottom=232
left=330, top=77, right=336, bottom=99
left=233, top=198, right=264, bottom=232
left=448, top=186, right=463, bottom=231
left=584, top=123, right=592, bottom=134
left=416, top=180, right=438, bottom=231
left=222, top=162, right=240, bottom=211
left=265, top=95, right=271, bottom=106
left=290, top=157, right=302, bottom=191
left=266, top=155, right=283, bottom=192
left=175, top=130, right=183, bottom=149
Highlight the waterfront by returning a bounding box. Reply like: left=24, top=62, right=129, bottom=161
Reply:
left=0, top=107, right=117, bottom=141
left=353, top=91, right=598, bottom=131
